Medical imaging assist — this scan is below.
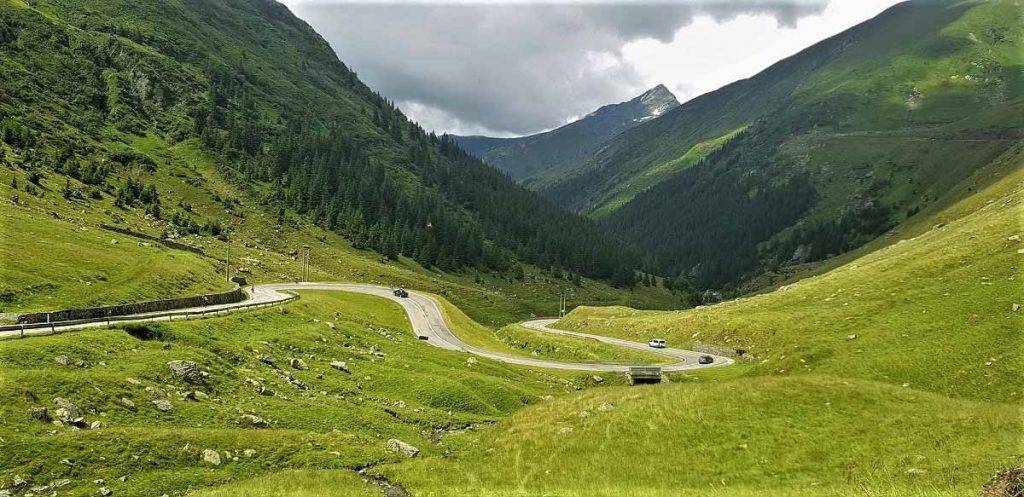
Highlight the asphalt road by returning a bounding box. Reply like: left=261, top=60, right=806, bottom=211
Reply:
left=2, top=282, right=733, bottom=372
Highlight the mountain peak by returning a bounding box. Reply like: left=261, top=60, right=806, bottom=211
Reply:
left=636, top=84, right=678, bottom=118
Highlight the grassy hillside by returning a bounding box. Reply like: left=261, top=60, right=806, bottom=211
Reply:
left=0, top=135, right=680, bottom=323
left=361, top=121, right=1024, bottom=497
left=543, top=0, right=1023, bottom=291
left=588, top=125, right=746, bottom=219
left=454, top=85, right=678, bottom=186
left=0, top=0, right=645, bottom=288
left=0, top=290, right=621, bottom=497
left=559, top=144, right=1023, bottom=403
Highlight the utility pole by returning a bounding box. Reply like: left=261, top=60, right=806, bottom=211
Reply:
left=559, top=291, right=566, bottom=317
left=302, top=245, right=311, bottom=282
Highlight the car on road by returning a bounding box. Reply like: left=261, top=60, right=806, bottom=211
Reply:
left=698, top=355, right=714, bottom=365
left=393, top=288, right=409, bottom=298
left=648, top=338, right=667, bottom=348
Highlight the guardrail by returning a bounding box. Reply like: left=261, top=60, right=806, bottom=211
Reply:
left=0, top=290, right=299, bottom=340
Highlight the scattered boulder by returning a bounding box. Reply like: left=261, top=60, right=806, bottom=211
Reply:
left=99, top=486, right=112, bottom=496
left=259, top=355, right=277, bottom=368
left=241, top=414, right=269, bottom=428
left=29, top=406, right=49, bottom=422
left=591, top=375, right=604, bottom=383
left=1013, top=304, right=1020, bottom=312
left=183, top=391, right=207, bottom=402
left=201, top=449, right=221, bottom=466
left=243, top=449, right=257, bottom=458
left=120, top=398, right=136, bottom=410
left=980, top=467, right=1024, bottom=497
left=52, top=398, right=86, bottom=426
left=330, top=361, right=350, bottom=373
left=1009, top=235, right=1021, bottom=242
left=597, top=402, right=614, bottom=412
left=166, top=360, right=206, bottom=384
left=384, top=485, right=411, bottom=497
left=386, top=439, right=420, bottom=458
left=54, top=355, right=72, bottom=366
left=289, top=358, right=308, bottom=370
left=152, top=399, right=173, bottom=412
left=466, top=356, right=477, bottom=366
left=90, top=421, right=103, bottom=430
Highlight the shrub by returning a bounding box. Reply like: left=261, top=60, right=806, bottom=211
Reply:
left=123, top=322, right=167, bottom=341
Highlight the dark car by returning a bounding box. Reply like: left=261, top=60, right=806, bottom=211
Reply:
left=698, top=355, right=714, bottom=365
left=393, top=288, right=409, bottom=298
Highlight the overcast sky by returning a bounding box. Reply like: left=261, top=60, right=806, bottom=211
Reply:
left=282, top=0, right=901, bottom=137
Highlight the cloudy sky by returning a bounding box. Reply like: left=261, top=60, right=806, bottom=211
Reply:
left=282, top=0, right=901, bottom=137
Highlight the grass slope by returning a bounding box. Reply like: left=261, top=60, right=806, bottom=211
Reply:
left=0, top=135, right=680, bottom=324
left=175, top=139, right=1023, bottom=497
left=589, top=126, right=746, bottom=218
left=0, top=290, right=610, bottom=497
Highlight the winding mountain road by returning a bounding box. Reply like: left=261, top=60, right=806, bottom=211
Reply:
left=1, top=283, right=733, bottom=372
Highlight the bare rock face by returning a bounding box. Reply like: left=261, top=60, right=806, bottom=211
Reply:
left=167, top=360, right=206, bottom=384
left=386, top=439, right=420, bottom=458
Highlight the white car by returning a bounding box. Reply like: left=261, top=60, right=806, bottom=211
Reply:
left=648, top=339, right=667, bottom=349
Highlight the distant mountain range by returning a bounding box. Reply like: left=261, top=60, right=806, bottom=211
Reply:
left=454, top=85, right=679, bottom=187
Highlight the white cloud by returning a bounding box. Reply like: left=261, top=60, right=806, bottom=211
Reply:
left=622, top=0, right=902, bottom=103
left=288, top=1, right=900, bottom=136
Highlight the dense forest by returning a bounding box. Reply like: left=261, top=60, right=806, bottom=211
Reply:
left=0, top=0, right=642, bottom=284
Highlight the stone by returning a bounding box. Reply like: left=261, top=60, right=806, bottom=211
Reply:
left=120, top=398, right=135, bottom=410
left=152, top=399, right=173, bottom=412
left=243, top=449, right=256, bottom=458
left=847, top=334, right=858, bottom=340
left=54, top=355, right=71, bottom=366
left=166, top=360, right=205, bottom=384
left=289, top=358, right=308, bottom=370
left=52, top=398, right=83, bottom=425
left=99, top=487, right=113, bottom=496
left=329, top=361, right=349, bottom=373
left=597, top=402, right=614, bottom=412
left=1009, top=235, right=1021, bottom=242
left=386, top=438, right=420, bottom=458
left=466, top=356, right=477, bottom=366
left=201, top=449, right=221, bottom=466
left=1013, top=303, right=1020, bottom=312
left=592, top=375, right=604, bottom=383
left=90, top=421, right=103, bottom=430
left=259, top=355, right=277, bottom=368
left=241, top=414, right=268, bottom=428
left=13, top=475, right=27, bottom=487
left=384, top=485, right=411, bottom=497
left=906, top=468, right=927, bottom=475
left=29, top=406, right=49, bottom=422
left=980, top=467, right=1024, bottom=497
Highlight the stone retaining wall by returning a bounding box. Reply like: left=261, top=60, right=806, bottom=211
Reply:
left=16, top=286, right=245, bottom=324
